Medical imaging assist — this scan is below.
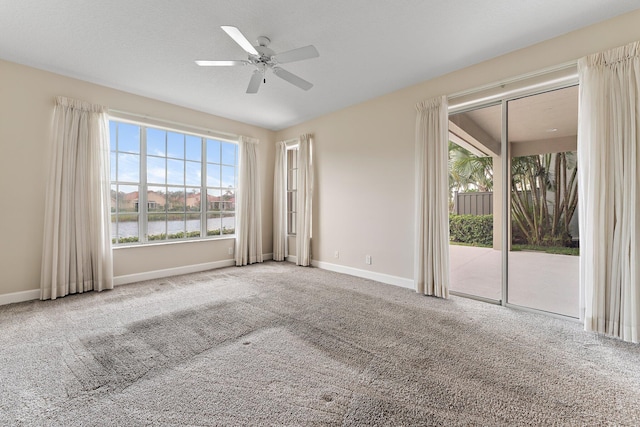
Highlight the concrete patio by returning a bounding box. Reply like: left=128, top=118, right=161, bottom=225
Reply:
left=449, top=244, right=580, bottom=318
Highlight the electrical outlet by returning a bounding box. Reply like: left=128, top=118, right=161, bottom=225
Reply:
left=334, top=251, right=340, bottom=259
left=228, top=247, right=233, bottom=255
left=365, top=255, right=372, bottom=265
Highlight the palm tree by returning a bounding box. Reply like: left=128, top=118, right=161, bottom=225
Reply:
left=449, top=142, right=578, bottom=247
left=449, top=142, right=494, bottom=191
left=448, top=142, right=493, bottom=210
left=511, top=151, right=577, bottom=246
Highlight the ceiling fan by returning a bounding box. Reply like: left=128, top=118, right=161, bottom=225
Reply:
left=196, top=26, right=319, bottom=94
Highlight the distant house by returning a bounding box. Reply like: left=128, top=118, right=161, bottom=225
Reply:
left=114, top=190, right=235, bottom=212
left=185, top=192, right=224, bottom=210
left=146, top=191, right=165, bottom=210
left=117, top=190, right=165, bottom=211
left=185, top=192, right=201, bottom=209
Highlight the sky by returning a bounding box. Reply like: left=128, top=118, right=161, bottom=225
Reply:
left=109, top=121, right=237, bottom=192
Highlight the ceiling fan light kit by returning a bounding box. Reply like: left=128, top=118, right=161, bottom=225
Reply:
left=196, top=26, right=319, bottom=94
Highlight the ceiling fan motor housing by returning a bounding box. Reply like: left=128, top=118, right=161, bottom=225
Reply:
left=253, top=39, right=276, bottom=65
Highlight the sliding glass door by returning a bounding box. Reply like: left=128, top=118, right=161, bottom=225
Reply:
left=506, top=86, right=580, bottom=317
left=448, top=82, right=580, bottom=318
left=448, top=104, right=502, bottom=301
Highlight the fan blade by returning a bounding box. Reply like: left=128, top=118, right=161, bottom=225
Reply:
left=274, top=45, right=319, bottom=64
left=195, top=60, right=249, bottom=66
left=221, top=26, right=258, bottom=56
left=272, top=67, right=313, bottom=91
left=246, top=70, right=262, bottom=94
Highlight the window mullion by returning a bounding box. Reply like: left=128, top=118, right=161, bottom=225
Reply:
left=201, top=137, right=207, bottom=238
left=219, top=143, right=224, bottom=234
left=164, top=133, right=168, bottom=241
left=182, top=134, right=187, bottom=239
left=113, top=125, right=119, bottom=243
left=140, top=126, right=148, bottom=243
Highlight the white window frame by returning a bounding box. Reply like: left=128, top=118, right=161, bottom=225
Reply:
left=285, top=142, right=298, bottom=236
left=109, top=117, right=238, bottom=246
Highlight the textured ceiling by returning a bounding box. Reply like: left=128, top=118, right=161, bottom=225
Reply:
left=1, top=1, right=639, bottom=130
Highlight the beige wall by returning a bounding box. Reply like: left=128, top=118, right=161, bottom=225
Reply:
left=276, top=9, right=640, bottom=282
left=2, top=9, right=640, bottom=300
left=0, top=60, right=275, bottom=296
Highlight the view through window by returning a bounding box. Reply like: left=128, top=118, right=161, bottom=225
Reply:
left=286, top=147, right=298, bottom=235
left=447, top=84, right=580, bottom=317
left=109, top=120, right=237, bottom=245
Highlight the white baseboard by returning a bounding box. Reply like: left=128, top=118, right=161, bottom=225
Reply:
left=2, top=255, right=404, bottom=306
left=114, top=259, right=236, bottom=286
left=311, top=260, right=414, bottom=290
left=0, top=263, right=235, bottom=306
left=114, top=252, right=274, bottom=286
left=285, top=255, right=297, bottom=264
left=0, top=289, right=41, bottom=306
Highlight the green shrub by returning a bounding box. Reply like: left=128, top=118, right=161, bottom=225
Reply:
left=112, top=236, right=139, bottom=244
left=206, top=227, right=234, bottom=236
left=148, top=233, right=166, bottom=241
left=113, top=229, right=234, bottom=245
left=149, top=230, right=203, bottom=240
left=167, top=231, right=201, bottom=240
left=449, top=214, right=493, bottom=246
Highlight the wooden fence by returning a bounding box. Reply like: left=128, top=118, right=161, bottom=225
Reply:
left=453, top=191, right=493, bottom=215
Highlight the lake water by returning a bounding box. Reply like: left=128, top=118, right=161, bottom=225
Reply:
left=113, top=217, right=235, bottom=239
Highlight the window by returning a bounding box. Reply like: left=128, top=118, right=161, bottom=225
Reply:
left=286, top=146, right=297, bottom=235
left=109, top=120, right=237, bottom=245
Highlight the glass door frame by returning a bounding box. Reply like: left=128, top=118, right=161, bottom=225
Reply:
left=448, top=100, right=503, bottom=305
left=447, top=69, right=580, bottom=320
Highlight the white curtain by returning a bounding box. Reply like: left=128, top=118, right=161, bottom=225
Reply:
left=296, top=134, right=314, bottom=266
left=414, top=96, right=450, bottom=298
left=273, top=141, right=287, bottom=261
left=235, top=136, right=263, bottom=266
left=578, top=41, right=640, bottom=342
left=41, top=96, right=113, bottom=300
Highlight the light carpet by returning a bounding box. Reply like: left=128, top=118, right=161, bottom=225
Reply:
left=1, top=261, right=640, bottom=426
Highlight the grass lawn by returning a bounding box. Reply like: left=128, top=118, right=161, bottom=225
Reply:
left=511, top=244, right=579, bottom=256
left=450, top=241, right=579, bottom=256
left=449, top=241, right=492, bottom=248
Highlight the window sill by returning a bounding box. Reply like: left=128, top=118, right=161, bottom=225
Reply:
left=113, top=235, right=235, bottom=250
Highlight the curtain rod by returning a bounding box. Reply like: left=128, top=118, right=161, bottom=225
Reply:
left=108, top=108, right=241, bottom=141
